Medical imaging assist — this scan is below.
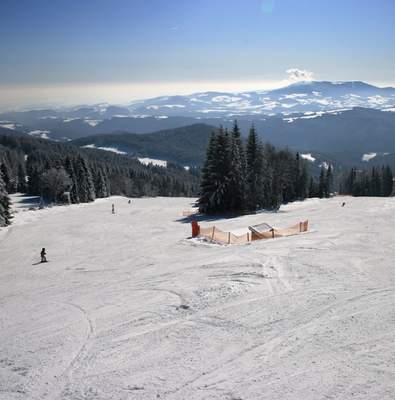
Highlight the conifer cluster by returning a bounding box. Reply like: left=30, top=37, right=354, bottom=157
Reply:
left=198, top=122, right=310, bottom=214
left=307, top=165, right=334, bottom=198
left=340, top=166, right=393, bottom=196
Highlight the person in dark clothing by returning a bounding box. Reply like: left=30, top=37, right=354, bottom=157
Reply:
left=128, top=199, right=131, bottom=204
left=341, top=202, right=346, bottom=207
left=112, top=203, right=115, bottom=214
left=40, top=248, right=47, bottom=263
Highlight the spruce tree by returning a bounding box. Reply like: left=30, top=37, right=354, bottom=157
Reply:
left=17, top=164, right=26, bottom=193
left=65, top=157, right=80, bottom=203
left=308, top=177, right=316, bottom=197
left=212, top=127, right=232, bottom=213
left=0, top=171, right=11, bottom=226
left=382, top=165, right=393, bottom=196
left=94, top=167, right=109, bottom=198
left=198, top=133, right=218, bottom=213
left=318, top=167, right=326, bottom=198
left=75, top=156, right=95, bottom=202
left=228, top=121, right=246, bottom=212
left=369, top=167, right=381, bottom=196
left=245, top=125, right=265, bottom=210
left=325, top=165, right=333, bottom=197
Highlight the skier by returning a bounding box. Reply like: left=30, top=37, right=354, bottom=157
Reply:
left=341, top=202, right=346, bottom=207
left=40, top=248, right=47, bottom=263
left=112, top=203, right=115, bottom=214
left=128, top=199, right=131, bottom=204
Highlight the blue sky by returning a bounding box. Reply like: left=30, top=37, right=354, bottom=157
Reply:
left=0, top=0, right=394, bottom=107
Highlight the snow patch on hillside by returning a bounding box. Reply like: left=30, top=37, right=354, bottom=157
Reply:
left=28, top=130, right=50, bottom=139
left=84, top=119, right=101, bottom=127
left=362, top=152, right=377, bottom=162
left=301, top=153, right=316, bottom=162
left=0, top=123, right=17, bottom=130
left=81, top=144, right=127, bottom=155
left=319, top=161, right=330, bottom=169
left=138, top=157, right=167, bottom=167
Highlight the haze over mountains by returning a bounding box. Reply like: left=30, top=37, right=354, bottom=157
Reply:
left=1, top=80, right=395, bottom=171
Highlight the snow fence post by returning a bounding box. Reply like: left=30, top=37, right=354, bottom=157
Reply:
left=228, top=232, right=231, bottom=244
left=191, top=220, right=200, bottom=237
left=211, top=226, right=215, bottom=240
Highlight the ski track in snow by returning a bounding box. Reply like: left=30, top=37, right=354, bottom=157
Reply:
left=0, top=195, right=395, bottom=399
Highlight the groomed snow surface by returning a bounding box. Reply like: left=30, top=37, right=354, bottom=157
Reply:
left=1, top=195, right=395, bottom=399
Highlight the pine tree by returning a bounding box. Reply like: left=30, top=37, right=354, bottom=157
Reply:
left=64, top=156, right=80, bottom=203
left=94, top=167, right=109, bottom=198
left=75, top=156, right=95, bottom=202
left=382, top=165, right=393, bottom=196
left=17, top=164, right=26, bottom=193
left=369, top=167, right=381, bottom=196
left=212, top=127, right=232, bottom=213
left=318, top=167, right=326, bottom=198
left=228, top=121, right=246, bottom=212
left=198, top=133, right=218, bottom=213
left=245, top=125, right=264, bottom=210
left=308, top=177, right=317, bottom=197
left=0, top=170, right=12, bottom=226
left=325, top=164, right=333, bottom=197
left=296, top=153, right=309, bottom=199
left=0, top=163, right=11, bottom=193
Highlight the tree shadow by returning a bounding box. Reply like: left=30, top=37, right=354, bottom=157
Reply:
left=176, top=208, right=286, bottom=224
left=14, top=195, right=41, bottom=204
left=176, top=213, right=242, bottom=224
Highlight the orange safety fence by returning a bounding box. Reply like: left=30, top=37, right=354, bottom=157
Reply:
left=198, top=226, right=252, bottom=244
left=192, top=220, right=309, bottom=245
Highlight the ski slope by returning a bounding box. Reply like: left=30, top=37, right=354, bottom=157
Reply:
left=1, top=195, right=394, bottom=399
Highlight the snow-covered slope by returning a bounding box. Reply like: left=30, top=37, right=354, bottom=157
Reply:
left=1, top=195, right=395, bottom=399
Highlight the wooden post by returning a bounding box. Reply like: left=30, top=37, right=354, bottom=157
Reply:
left=228, top=232, right=231, bottom=244
left=211, top=226, right=215, bottom=240
left=247, top=232, right=250, bottom=242
left=271, top=228, right=275, bottom=239
left=299, top=222, right=302, bottom=232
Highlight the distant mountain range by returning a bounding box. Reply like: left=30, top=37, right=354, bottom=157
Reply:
left=1, top=80, right=395, bottom=171
left=127, top=81, right=395, bottom=117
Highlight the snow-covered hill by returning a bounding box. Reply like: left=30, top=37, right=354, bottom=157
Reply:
left=1, top=195, right=395, bottom=399
left=128, top=81, right=395, bottom=117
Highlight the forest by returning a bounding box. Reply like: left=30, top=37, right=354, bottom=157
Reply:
left=0, top=132, right=199, bottom=225
left=339, top=166, right=393, bottom=197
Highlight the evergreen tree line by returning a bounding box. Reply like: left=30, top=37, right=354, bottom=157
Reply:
left=339, top=166, right=393, bottom=197
left=198, top=122, right=311, bottom=214
left=307, top=164, right=334, bottom=199
left=0, top=133, right=200, bottom=210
